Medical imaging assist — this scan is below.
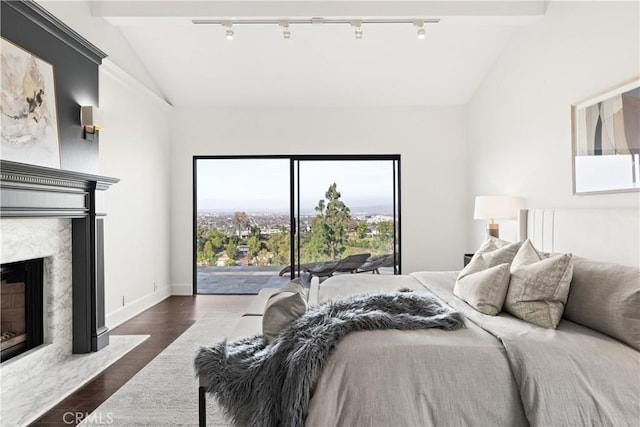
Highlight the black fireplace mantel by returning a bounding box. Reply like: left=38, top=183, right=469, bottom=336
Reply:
left=1, top=160, right=118, bottom=217
left=1, top=160, right=119, bottom=354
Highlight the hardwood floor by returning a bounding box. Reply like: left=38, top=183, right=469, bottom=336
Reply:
left=30, top=295, right=253, bottom=426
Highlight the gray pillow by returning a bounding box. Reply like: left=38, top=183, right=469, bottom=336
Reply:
left=563, top=257, right=640, bottom=351
left=504, top=240, right=573, bottom=329
left=454, top=263, right=511, bottom=315
left=454, top=239, right=522, bottom=315
left=262, top=278, right=307, bottom=343
left=458, top=238, right=522, bottom=279
left=279, top=277, right=309, bottom=296
left=474, top=236, right=514, bottom=254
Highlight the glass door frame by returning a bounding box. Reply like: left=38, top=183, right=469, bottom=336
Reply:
left=193, top=154, right=401, bottom=295
left=290, top=155, right=402, bottom=278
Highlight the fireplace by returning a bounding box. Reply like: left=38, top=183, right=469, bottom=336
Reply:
left=1, top=160, right=118, bottom=355
left=0, top=258, right=44, bottom=362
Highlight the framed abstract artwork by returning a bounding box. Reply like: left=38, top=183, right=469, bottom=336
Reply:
left=572, top=78, right=640, bottom=194
left=1, top=38, right=61, bottom=169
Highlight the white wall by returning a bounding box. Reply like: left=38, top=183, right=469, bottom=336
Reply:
left=467, top=1, right=640, bottom=248
left=170, top=107, right=468, bottom=293
left=28, top=2, right=174, bottom=324
left=36, top=0, right=165, bottom=101
left=99, top=60, right=173, bottom=327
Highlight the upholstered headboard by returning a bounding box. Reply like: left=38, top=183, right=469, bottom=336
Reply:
left=518, top=208, right=640, bottom=268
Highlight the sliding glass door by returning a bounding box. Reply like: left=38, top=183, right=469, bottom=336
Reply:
left=194, top=157, right=292, bottom=294
left=293, top=157, right=400, bottom=277
left=194, top=155, right=400, bottom=294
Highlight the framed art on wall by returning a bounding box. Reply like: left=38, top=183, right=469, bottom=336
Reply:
left=572, top=78, right=640, bottom=195
left=1, top=37, right=61, bottom=169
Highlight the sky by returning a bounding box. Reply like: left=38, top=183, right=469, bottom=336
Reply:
left=196, top=158, right=396, bottom=213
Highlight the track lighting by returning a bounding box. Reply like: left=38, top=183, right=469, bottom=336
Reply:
left=415, top=21, right=426, bottom=40
left=352, top=21, right=363, bottom=39
left=223, top=22, right=234, bottom=40
left=194, top=18, right=441, bottom=40
left=280, top=22, right=291, bottom=39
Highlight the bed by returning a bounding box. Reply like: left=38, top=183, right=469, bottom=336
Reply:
left=196, top=208, right=640, bottom=426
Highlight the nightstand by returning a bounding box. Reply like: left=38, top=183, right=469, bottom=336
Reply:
left=463, top=253, right=474, bottom=267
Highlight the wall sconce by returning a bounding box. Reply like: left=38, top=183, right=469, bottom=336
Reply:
left=80, top=106, right=103, bottom=141
left=474, top=196, right=525, bottom=238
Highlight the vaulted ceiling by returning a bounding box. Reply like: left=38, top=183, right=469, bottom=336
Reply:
left=81, top=1, right=545, bottom=107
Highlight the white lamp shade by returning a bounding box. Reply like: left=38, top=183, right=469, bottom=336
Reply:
left=80, top=106, right=103, bottom=129
left=474, top=196, right=525, bottom=220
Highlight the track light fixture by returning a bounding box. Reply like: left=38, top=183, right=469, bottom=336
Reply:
left=195, top=18, right=440, bottom=40
left=280, top=22, right=291, bottom=39
left=223, top=22, right=234, bottom=40
left=415, top=21, right=426, bottom=40
left=351, top=21, right=363, bottom=39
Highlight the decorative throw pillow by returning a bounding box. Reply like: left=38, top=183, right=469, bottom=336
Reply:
left=454, top=263, right=511, bottom=315
left=458, top=237, right=522, bottom=277
left=472, top=236, right=513, bottom=255
left=454, top=238, right=522, bottom=315
left=278, top=277, right=308, bottom=296
left=263, top=278, right=307, bottom=343
left=563, top=257, right=640, bottom=351
left=504, top=240, right=573, bottom=329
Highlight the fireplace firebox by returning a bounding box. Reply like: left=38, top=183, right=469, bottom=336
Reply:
left=0, top=258, right=44, bottom=363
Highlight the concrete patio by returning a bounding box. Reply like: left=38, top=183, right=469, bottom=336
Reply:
left=196, top=265, right=395, bottom=294
left=196, top=265, right=299, bottom=294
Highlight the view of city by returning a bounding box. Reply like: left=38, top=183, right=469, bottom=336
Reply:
left=195, top=158, right=399, bottom=293
left=196, top=191, right=396, bottom=267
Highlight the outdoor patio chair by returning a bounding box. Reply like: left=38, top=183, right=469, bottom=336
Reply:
left=334, top=253, right=371, bottom=273
left=305, top=260, right=341, bottom=278
left=278, top=262, right=325, bottom=276
left=357, top=254, right=396, bottom=274
left=280, top=253, right=372, bottom=278
left=381, top=253, right=399, bottom=274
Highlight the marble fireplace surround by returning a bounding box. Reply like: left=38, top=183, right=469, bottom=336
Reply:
left=0, top=160, right=118, bottom=355
left=1, top=219, right=73, bottom=383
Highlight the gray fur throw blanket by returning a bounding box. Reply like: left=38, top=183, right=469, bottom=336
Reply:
left=194, top=291, right=464, bottom=427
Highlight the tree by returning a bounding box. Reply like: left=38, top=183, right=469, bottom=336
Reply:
left=308, top=183, right=351, bottom=260
left=195, top=237, right=218, bottom=266
left=355, top=221, right=368, bottom=239
left=268, top=231, right=290, bottom=265
left=233, top=211, right=249, bottom=236
left=210, top=230, right=225, bottom=252
left=256, top=248, right=271, bottom=266
left=196, top=225, right=208, bottom=252
left=247, top=235, right=262, bottom=259
left=373, top=220, right=394, bottom=254
left=226, top=243, right=238, bottom=260
left=376, top=220, right=394, bottom=238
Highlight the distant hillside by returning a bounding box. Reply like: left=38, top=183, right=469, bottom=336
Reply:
left=198, top=204, right=394, bottom=216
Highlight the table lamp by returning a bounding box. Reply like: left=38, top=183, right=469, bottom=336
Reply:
left=474, top=196, right=525, bottom=238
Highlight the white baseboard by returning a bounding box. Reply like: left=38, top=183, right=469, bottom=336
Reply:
left=106, top=286, right=171, bottom=329
left=171, top=283, right=193, bottom=295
